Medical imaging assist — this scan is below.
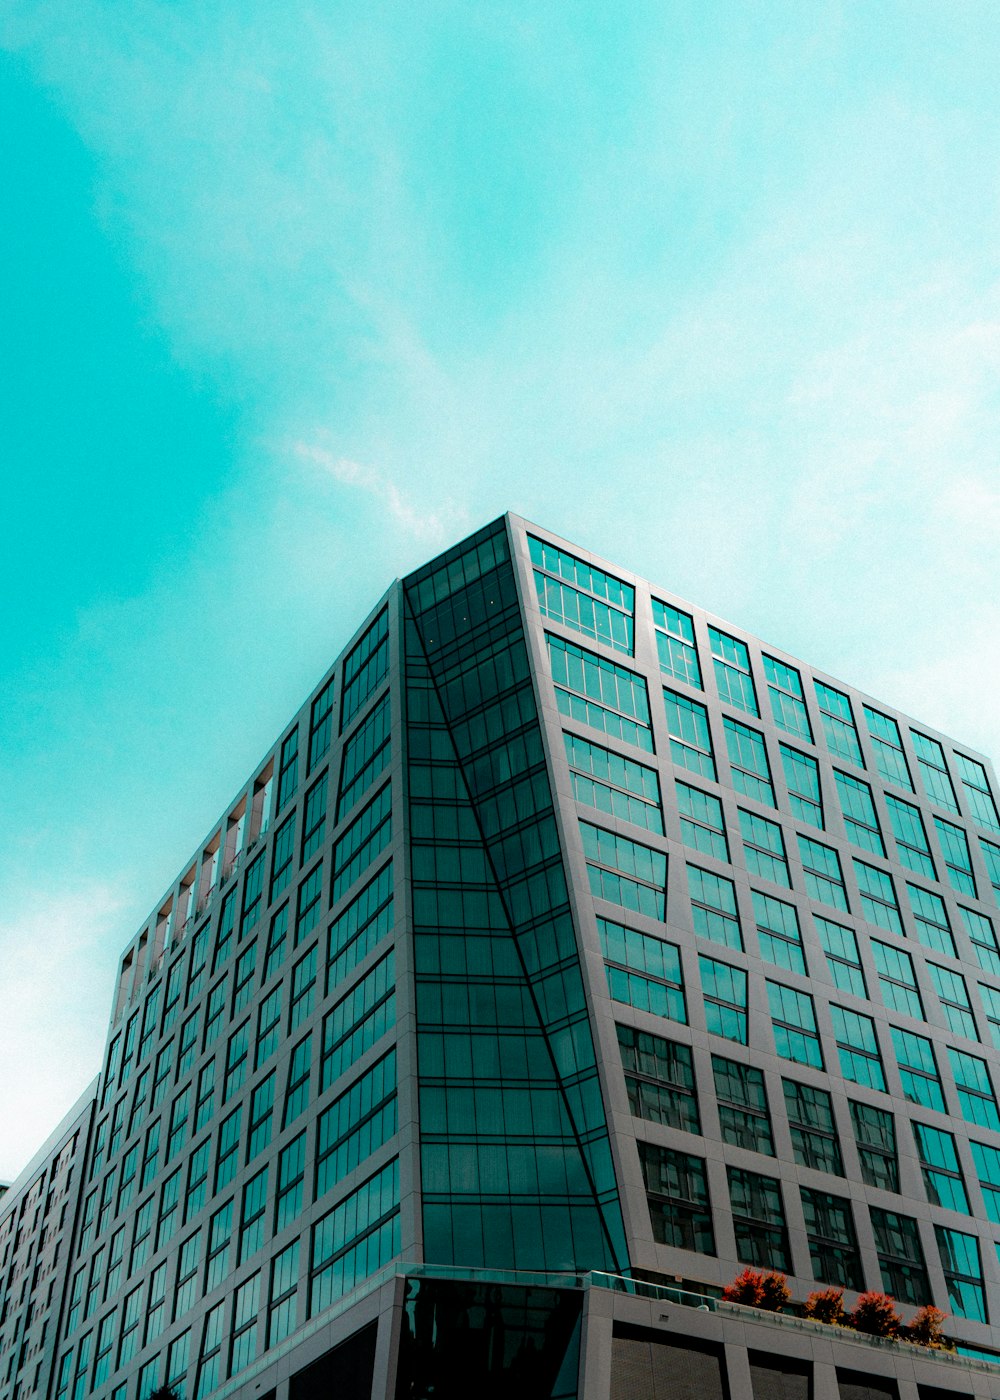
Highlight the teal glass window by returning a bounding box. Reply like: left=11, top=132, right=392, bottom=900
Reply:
left=230, top=1272, right=261, bottom=1376
left=289, top=945, right=318, bottom=1030
left=316, top=1050, right=397, bottom=1197
left=699, top=955, right=747, bottom=1043
left=954, top=752, right=1000, bottom=834
left=708, top=627, right=758, bottom=715
left=301, top=773, right=329, bottom=863
left=687, top=865, right=742, bottom=950
left=530, top=535, right=634, bottom=654
left=725, top=717, right=775, bottom=805
left=935, top=1226, right=986, bottom=1322
left=863, top=707, right=913, bottom=790
left=341, top=607, right=389, bottom=731
left=332, top=783, right=392, bottom=906
left=780, top=744, right=823, bottom=827
left=798, top=835, right=848, bottom=911
left=276, top=727, right=299, bottom=813
left=783, top=1079, right=843, bottom=1174
left=212, top=890, right=236, bottom=975
left=767, top=981, right=823, bottom=1067
left=763, top=656, right=812, bottom=742
left=267, top=1240, right=299, bottom=1347
left=928, top=963, right=977, bottom=1040
left=728, top=1166, right=790, bottom=1271
left=970, top=1140, right=1000, bottom=1225
left=911, top=731, right=959, bottom=812
left=850, top=1100, right=898, bottom=1192
left=677, top=782, right=729, bottom=862
left=713, top=1054, right=773, bottom=1153
left=907, top=884, right=957, bottom=957
left=961, top=906, right=1000, bottom=976
left=871, top=940, right=923, bottom=1019
left=310, top=1159, right=400, bottom=1317
left=816, top=916, right=867, bottom=997
left=327, top=861, right=394, bottom=995
left=640, top=1142, right=715, bottom=1254
left=652, top=599, right=701, bottom=687
left=662, top=689, right=715, bottom=779
left=831, top=1005, right=886, bottom=1091
left=870, top=1207, right=930, bottom=1305
left=276, top=1132, right=307, bottom=1232
left=231, top=943, right=257, bottom=1016
left=885, top=795, right=936, bottom=879
left=308, top=675, right=335, bottom=774
left=617, top=1024, right=700, bottom=1133
left=948, top=1047, right=1000, bottom=1131
left=814, top=681, right=863, bottom=767
left=934, top=817, right=977, bottom=897
left=223, top=1021, right=250, bottom=1103
left=891, top=1027, right=945, bottom=1112
left=582, top=821, right=667, bottom=919
left=547, top=634, right=653, bottom=751
left=320, top=951, right=395, bottom=1091
left=740, top=811, right=790, bottom=887
left=835, top=772, right=885, bottom=856
left=247, top=1072, right=276, bottom=1162
left=800, top=1187, right=863, bottom=1290
left=283, top=1033, right=313, bottom=1127
left=238, top=1166, right=269, bottom=1265
left=853, top=859, right=902, bottom=934
left=564, top=732, right=663, bottom=833
left=912, top=1122, right=970, bottom=1213
left=980, top=837, right=1000, bottom=903
left=255, top=986, right=282, bottom=1069
left=753, top=891, right=805, bottom=974
left=599, top=919, right=686, bottom=1023
left=978, top=983, right=1000, bottom=1052
left=214, top=1106, right=241, bottom=1192
left=337, top=693, right=391, bottom=821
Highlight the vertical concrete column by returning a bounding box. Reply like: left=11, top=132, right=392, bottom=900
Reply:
left=811, top=1360, right=839, bottom=1400
left=723, top=1341, right=753, bottom=1398
left=578, top=1289, right=615, bottom=1400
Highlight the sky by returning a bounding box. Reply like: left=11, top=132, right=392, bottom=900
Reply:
left=2, top=0, right=1000, bottom=1180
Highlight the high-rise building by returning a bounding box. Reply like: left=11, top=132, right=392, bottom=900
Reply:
left=4, top=513, right=1000, bottom=1400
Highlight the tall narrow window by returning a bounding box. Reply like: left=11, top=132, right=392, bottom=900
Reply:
left=885, top=795, right=935, bottom=879
left=891, top=1028, right=945, bottom=1112
left=652, top=600, right=701, bottom=687
left=927, top=963, right=977, bottom=1040
left=677, top=782, right=729, bottom=862
left=708, top=627, right=758, bottom=716
left=907, top=884, right=957, bottom=958
left=954, top=752, right=1000, bottom=834
left=308, top=677, right=335, bottom=774
left=798, top=836, right=848, bottom=912
left=871, top=940, right=922, bottom=1019
left=700, top=955, right=747, bottom=1043
left=830, top=1006, right=885, bottom=1091
left=934, top=817, right=976, bottom=897
left=276, top=728, right=299, bottom=813
left=863, top=707, right=913, bottom=790
left=662, top=689, right=715, bottom=779
left=870, top=1208, right=930, bottom=1305
left=911, top=731, right=959, bottom=813
left=948, top=1048, right=1000, bottom=1131
left=961, top=906, right=1000, bottom=976
left=816, top=917, right=866, bottom=997
left=800, top=1188, right=863, bottom=1290
left=912, top=1123, right=970, bottom=1213
left=780, top=745, right=823, bottom=827
left=762, top=656, right=812, bottom=742
left=341, top=608, right=390, bottom=731
left=835, top=772, right=885, bottom=856
left=935, top=1226, right=986, bottom=1322
left=713, top=1055, right=773, bottom=1154
left=814, top=681, right=863, bottom=767
left=687, top=865, right=742, bottom=950
left=767, top=982, right=822, bottom=1068
left=753, top=891, right=805, bottom=974
left=724, top=718, right=775, bottom=805
left=783, top=1080, right=842, bottom=1174
left=850, top=1101, right=898, bottom=1192
left=728, top=1167, right=790, bottom=1272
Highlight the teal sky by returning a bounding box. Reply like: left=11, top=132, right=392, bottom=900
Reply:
left=3, top=1, right=1000, bottom=1178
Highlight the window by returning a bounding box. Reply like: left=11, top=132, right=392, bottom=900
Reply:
left=156, top=1169, right=181, bottom=1250
left=166, top=1087, right=191, bottom=1163
left=639, top=1143, right=715, bottom=1254
left=850, top=1100, right=898, bottom=1192
left=276, top=726, right=299, bottom=812
left=205, top=1200, right=233, bottom=1292
left=564, top=732, right=663, bottom=833
left=332, top=784, right=392, bottom=905
left=863, top=707, right=913, bottom=790
left=547, top=634, right=653, bottom=751
left=728, top=1167, right=790, bottom=1271
left=891, top=1028, right=945, bottom=1112
left=830, top=1005, right=886, bottom=1091
left=238, top=1167, right=268, bottom=1264
left=247, top=1072, right=276, bottom=1161
left=582, top=821, right=667, bottom=919
left=184, top=1138, right=210, bottom=1222
left=724, top=718, right=775, bottom=805
left=276, top=1132, right=307, bottom=1231
left=530, top=535, right=634, bottom=653
left=816, top=917, right=866, bottom=997
left=885, top=795, right=935, bottom=879
left=301, top=773, right=329, bottom=863
left=308, top=676, right=336, bottom=773
left=315, top=1050, right=398, bottom=1197
left=740, top=810, right=789, bottom=886
left=263, top=905, right=289, bottom=985
left=708, top=627, right=758, bottom=715
left=652, top=599, right=701, bottom=686
left=662, top=689, right=715, bottom=779
left=599, top=919, right=686, bottom=1022
left=232, top=941, right=257, bottom=1016
left=927, top=963, right=977, bottom=1040
left=687, top=865, right=742, bottom=950
left=267, top=1240, right=300, bottom=1347
left=961, top=905, right=1000, bottom=976
left=240, top=850, right=266, bottom=940
left=912, top=1122, right=970, bottom=1213
left=677, top=782, right=729, bottom=861
left=341, top=608, right=389, bottom=730
left=948, top=1047, right=1000, bottom=1131
left=798, top=835, right=848, bottom=911
left=871, top=940, right=923, bottom=1018
left=954, top=752, right=1000, bottom=833
left=212, top=889, right=237, bottom=975
left=800, top=1187, right=863, bottom=1290
left=295, top=863, right=324, bottom=946
left=970, top=1139, right=1000, bottom=1225
left=269, top=814, right=296, bottom=903
left=907, top=884, right=957, bottom=957
left=223, top=1021, right=250, bottom=1102
left=700, top=955, right=747, bottom=1043
left=935, top=1226, right=986, bottom=1322
left=780, top=744, right=823, bottom=827
left=617, top=1025, right=700, bottom=1133
left=177, top=1011, right=199, bottom=1077
left=980, top=837, right=1000, bottom=903
left=853, top=860, right=903, bottom=934
left=815, top=681, right=863, bottom=767
left=229, top=1272, right=261, bottom=1376
left=835, top=772, right=885, bottom=856
left=870, top=1207, right=930, bottom=1305
left=979, top=982, right=1000, bottom=1052
left=757, top=655, right=810, bottom=741
left=141, top=1119, right=160, bottom=1189
left=214, top=1107, right=242, bottom=1192
left=194, top=1059, right=215, bottom=1132
left=337, top=691, right=391, bottom=820
left=283, top=1034, right=313, bottom=1127
left=327, top=860, right=394, bottom=995
left=320, top=953, right=396, bottom=1091
left=934, top=817, right=976, bottom=897
left=753, top=891, right=804, bottom=973
left=767, top=981, right=822, bottom=1067
left=713, top=1055, right=773, bottom=1153
left=783, top=1079, right=842, bottom=1174
left=911, top=731, right=959, bottom=811
left=309, top=1160, right=399, bottom=1315
left=289, top=945, right=318, bottom=1031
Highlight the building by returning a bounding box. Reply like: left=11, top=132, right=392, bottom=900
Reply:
left=4, top=512, right=1000, bottom=1400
